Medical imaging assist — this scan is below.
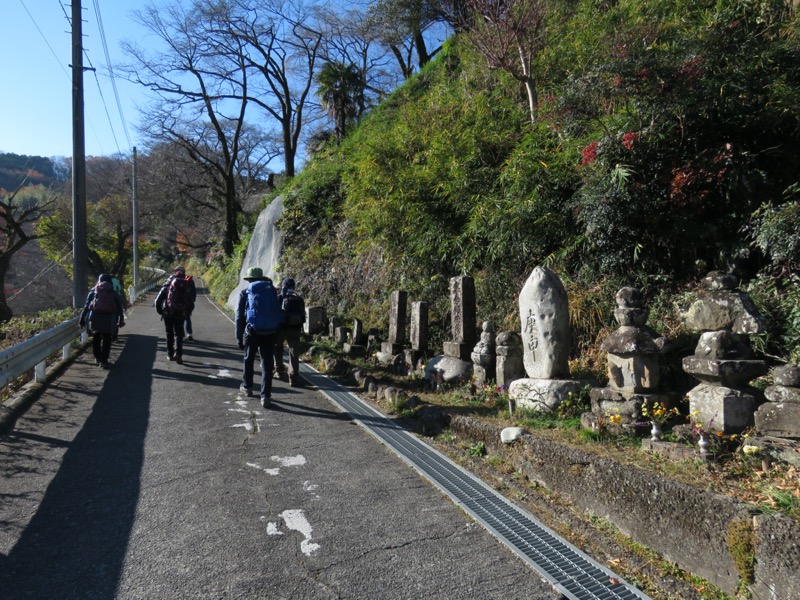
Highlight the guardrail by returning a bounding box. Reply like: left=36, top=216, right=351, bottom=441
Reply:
left=128, top=268, right=166, bottom=306
left=0, top=269, right=166, bottom=392
left=0, top=317, right=84, bottom=389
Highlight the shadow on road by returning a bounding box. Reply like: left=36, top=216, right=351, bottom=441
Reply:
left=0, top=334, right=157, bottom=600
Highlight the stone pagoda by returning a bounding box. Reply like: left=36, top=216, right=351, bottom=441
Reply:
left=682, top=271, right=768, bottom=434
left=585, top=287, right=670, bottom=427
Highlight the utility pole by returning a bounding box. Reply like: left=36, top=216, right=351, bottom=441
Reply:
left=71, top=0, right=88, bottom=307
left=132, top=147, right=139, bottom=288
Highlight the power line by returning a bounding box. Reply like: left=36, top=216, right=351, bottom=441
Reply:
left=18, top=0, right=71, bottom=82
left=92, top=0, right=132, bottom=150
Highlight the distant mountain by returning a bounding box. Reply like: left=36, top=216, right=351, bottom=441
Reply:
left=0, top=152, right=66, bottom=193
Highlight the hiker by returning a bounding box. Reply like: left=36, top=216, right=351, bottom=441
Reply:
left=110, top=273, right=126, bottom=337
left=154, top=265, right=195, bottom=364
left=274, top=277, right=305, bottom=387
left=235, top=267, right=283, bottom=408
left=79, top=273, right=125, bottom=368
left=179, top=267, right=197, bottom=341
left=111, top=274, right=127, bottom=306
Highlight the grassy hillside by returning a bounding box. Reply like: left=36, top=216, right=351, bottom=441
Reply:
left=275, top=0, right=800, bottom=369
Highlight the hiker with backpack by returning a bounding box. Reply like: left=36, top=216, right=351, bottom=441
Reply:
left=79, top=273, right=125, bottom=368
left=154, top=265, right=195, bottom=365
left=235, top=267, right=284, bottom=408
left=179, top=268, right=197, bottom=340
left=274, top=277, right=305, bottom=387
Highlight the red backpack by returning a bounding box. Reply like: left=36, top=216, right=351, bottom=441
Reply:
left=165, top=275, right=193, bottom=314
left=91, top=281, right=116, bottom=314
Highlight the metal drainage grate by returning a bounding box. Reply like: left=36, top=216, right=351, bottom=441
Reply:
left=299, top=364, right=650, bottom=600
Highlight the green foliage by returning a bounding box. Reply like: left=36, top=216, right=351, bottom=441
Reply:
left=0, top=308, right=78, bottom=350
left=748, top=194, right=800, bottom=269
left=467, top=441, right=486, bottom=457
left=746, top=272, right=800, bottom=363
left=272, top=0, right=800, bottom=365
left=555, top=384, right=592, bottom=419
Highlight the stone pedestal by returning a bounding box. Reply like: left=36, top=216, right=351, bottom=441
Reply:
left=443, top=341, right=472, bottom=361
left=381, top=342, right=404, bottom=355
left=510, top=379, right=584, bottom=413
left=343, top=343, right=367, bottom=357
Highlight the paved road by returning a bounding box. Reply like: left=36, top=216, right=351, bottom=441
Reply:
left=0, top=285, right=563, bottom=599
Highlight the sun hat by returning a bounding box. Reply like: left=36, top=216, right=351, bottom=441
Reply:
left=244, top=267, right=263, bottom=280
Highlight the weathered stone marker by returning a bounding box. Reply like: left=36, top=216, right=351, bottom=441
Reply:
left=509, top=267, right=582, bottom=412
left=381, top=290, right=407, bottom=355
left=443, top=276, right=476, bottom=361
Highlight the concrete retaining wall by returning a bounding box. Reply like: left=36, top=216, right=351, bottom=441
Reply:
left=449, top=415, right=800, bottom=597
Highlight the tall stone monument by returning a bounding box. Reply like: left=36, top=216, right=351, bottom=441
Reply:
left=381, top=291, right=407, bottom=355
left=442, top=276, right=477, bottom=361
left=508, top=267, right=582, bottom=411
left=424, top=276, right=476, bottom=384
left=406, top=301, right=429, bottom=369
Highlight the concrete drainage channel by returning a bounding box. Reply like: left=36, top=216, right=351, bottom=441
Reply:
left=300, top=363, right=650, bottom=600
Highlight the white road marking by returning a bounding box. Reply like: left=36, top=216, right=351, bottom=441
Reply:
left=246, top=455, right=306, bottom=476
left=270, top=455, right=306, bottom=468
left=265, top=509, right=320, bottom=556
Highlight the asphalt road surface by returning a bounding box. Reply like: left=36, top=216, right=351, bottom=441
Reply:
left=0, top=284, right=563, bottom=600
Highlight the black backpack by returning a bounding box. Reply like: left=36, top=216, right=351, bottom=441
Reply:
left=281, top=291, right=306, bottom=326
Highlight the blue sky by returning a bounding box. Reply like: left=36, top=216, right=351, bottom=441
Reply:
left=2, top=0, right=149, bottom=158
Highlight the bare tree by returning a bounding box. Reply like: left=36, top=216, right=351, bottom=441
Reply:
left=460, top=0, right=547, bottom=123
left=120, top=1, right=263, bottom=256
left=216, top=0, right=324, bottom=178
left=316, top=6, right=403, bottom=119
left=0, top=182, right=56, bottom=320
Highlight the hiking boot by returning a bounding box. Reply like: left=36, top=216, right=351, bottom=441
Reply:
left=100, top=361, right=110, bottom=369
left=239, top=384, right=253, bottom=397
left=175, top=355, right=183, bottom=365
left=290, top=376, right=302, bottom=387
left=261, top=396, right=272, bottom=408
left=186, top=335, right=194, bottom=341
left=273, top=371, right=285, bottom=380
left=169, top=355, right=177, bottom=362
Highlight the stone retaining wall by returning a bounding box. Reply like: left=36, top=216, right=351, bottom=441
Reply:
left=449, top=415, right=800, bottom=598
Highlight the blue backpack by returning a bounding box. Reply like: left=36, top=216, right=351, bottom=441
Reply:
left=246, top=280, right=283, bottom=333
